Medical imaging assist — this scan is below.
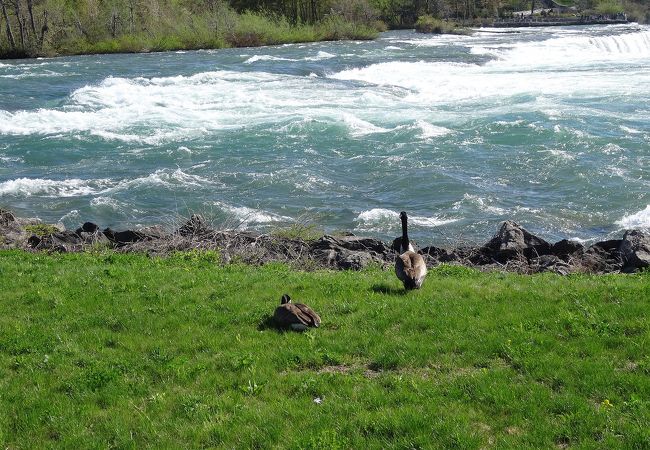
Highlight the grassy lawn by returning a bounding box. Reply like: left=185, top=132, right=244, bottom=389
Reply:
left=0, top=250, right=648, bottom=448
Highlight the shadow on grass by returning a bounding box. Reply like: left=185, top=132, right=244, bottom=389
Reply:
left=257, top=314, right=294, bottom=333
left=371, top=283, right=408, bottom=296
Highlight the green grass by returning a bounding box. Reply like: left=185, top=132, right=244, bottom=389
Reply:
left=0, top=250, right=648, bottom=448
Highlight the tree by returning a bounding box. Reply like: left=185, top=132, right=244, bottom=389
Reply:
left=0, top=0, right=17, bottom=49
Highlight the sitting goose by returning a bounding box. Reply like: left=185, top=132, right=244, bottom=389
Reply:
left=274, top=294, right=321, bottom=331
left=395, top=211, right=427, bottom=290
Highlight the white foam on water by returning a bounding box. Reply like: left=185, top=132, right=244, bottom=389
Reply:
left=620, top=125, right=642, bottom=134
left=544, top=149, right=576, bottom=161
left=0, top=70, right=65, bottom=79
left=294, top=175, right=332, bottom=192
left=601, top=143, right=624, bottom=155
left=244, top=54, right=296, bottom=64
left=415, top=120, right=453, bottom=138
left=1, top=28, right=647, bottom=151
left=487, top=29, right=650, bottom=68
left=616, top=205, right=650, bottom=229
left=212, top=201, right=292, bottom=227
left=0, top=169, right=218, bottom=200
left=0, top=177, right=110, bottom=197
left=342, top=114, right=391, bottom=136
left=330, top=28, right=650, bottom=104
left=0, top=156, right=23, bottom=163
left=58, top=210, right=81, bottom=228
left=107, top=168, right=215, bottom=192
left=90, top=196, right=126, bottom=212
left=304, top=51, right=335, bottom=61
left=0, top=70, right=311, bottom=141
left=355, top=208, right=456, bottom=233
left=454, top=193, right=506, bottom=214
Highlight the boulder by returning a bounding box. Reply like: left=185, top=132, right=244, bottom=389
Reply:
left=619, top=230, right=650, bottom=271
left=75, top=221, right=99, bottom=234
left=79, top=231, right=111, bottom=245
left=419, top=246, right=458, bottom=265
left=310, top=235, right=391, bottom=270
left=336, top=250, right=377, bottom=270
left=312, top=235, right=391, bottom=258
left=28, top=231, right=82, bottom=252
left=0, top=209, right=16, bottom=226
left=530, top=255, right=573, bottom=275
left=551, top=239, right=584, bottom=260
left=484, top=220, right=552, bottom=263
left=103, top=228, right=151, bottom=246
left=576, top=239, right=622, bottom=273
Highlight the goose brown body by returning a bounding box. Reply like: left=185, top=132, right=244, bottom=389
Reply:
left=274, top=294, right=321, bottom=330
left=395, top=211, right=428, bottom=290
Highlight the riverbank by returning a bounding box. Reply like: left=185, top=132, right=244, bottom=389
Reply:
left=0, top=249, right=648, bottom=447
left=490, top=18, right=628, bottom=28
left=0, top=10, right=380, bottom=59
left=2, top=209, right=648, bottom=274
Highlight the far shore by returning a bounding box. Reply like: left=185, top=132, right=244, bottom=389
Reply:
left=1, top=18, right=642, bottom=60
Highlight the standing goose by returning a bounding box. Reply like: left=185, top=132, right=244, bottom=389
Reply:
left=274, top=294, right=321, bottom=331
left=395, top=211, right=428, bottom=290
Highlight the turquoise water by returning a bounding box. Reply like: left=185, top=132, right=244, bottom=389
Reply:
left=1, top=25, right=649, bottom=244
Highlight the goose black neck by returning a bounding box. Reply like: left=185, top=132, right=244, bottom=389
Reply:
left=400, top=212, right=409, bottom=251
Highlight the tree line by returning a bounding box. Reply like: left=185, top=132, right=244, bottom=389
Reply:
left=0, top=0, right=647, bottom=57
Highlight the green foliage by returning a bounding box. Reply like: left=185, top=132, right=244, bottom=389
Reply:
left=594, top=0, right=624, bottom=14
left=0, top=250, right=649, bottom=447
left=317, top=15, right=379, bottom=40
left=271, top=223, right=324, bottom=242
left=1, top=0, right=647, bottom=57
left=24, top=224, right=59, bottom=237
left=415, top=15, right=469, bottom=34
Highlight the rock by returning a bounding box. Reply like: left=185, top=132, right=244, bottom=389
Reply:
left=419, top=245, right=458, bottom=265
left=29, top=231, right=82, bottom=252
left=79, top=231, right=110, bottom=245
left=576, top=239, right=622, bottom=273
left=310, top=235, right=391, bottom=270
left=103, top=228, right=149, bottom=246
left=27, top=235, right=41, bottom=248
left=530, top=255, right=573, bottom=275
left=76, top=221, right=100, bottom=235
left=312, top=235, right=391, bottom=255
left=551, top=239, right=584, bottom=260
left=0, top=209, right=16, bottom=226
left=485, top=220, right=552, bottom=263
left=337, top=250, right=376, bottom=270
left=619, top=230, right=650, bottom=271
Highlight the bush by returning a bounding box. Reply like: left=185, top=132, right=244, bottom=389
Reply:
left=415, top=15, right=468, bottom=34
left=24, top=224, right=59, bottom=237
left=317, top=15, right=378, bottom=40
left=594, top=0, right=624, bottom=14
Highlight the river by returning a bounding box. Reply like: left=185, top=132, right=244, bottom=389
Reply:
left=1, top=24, right=649, bottom=244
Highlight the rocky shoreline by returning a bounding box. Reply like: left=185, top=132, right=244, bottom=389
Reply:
left=1, top=208, right=648, bottom=274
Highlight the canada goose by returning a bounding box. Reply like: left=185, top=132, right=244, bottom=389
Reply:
left=395, top=211, right=427, bottom=290
left=274, top=294, right=321, bottom=331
